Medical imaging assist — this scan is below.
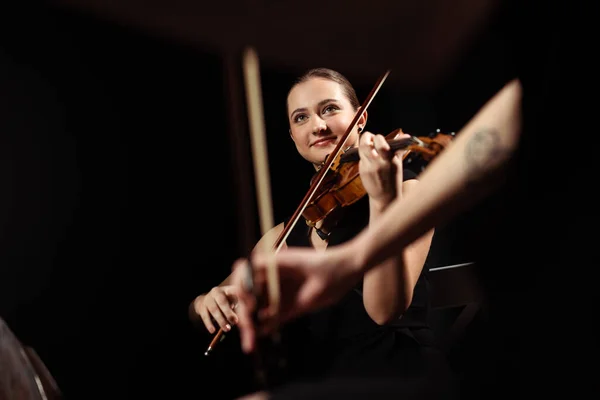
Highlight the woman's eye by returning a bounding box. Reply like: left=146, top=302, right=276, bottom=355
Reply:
left=323, top=105, right=337, bottom=114
left=294, top=114, right=306, bottom=123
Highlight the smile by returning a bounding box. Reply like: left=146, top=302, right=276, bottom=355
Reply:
left=312, top=138, right=336, bottom=147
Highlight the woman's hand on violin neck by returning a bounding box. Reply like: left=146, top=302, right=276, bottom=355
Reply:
left=358, top=131, right=407, bottom=208
left=192, top=285, right=241, bottom=334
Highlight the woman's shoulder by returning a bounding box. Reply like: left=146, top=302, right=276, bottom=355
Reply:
left=253, top=222, right=286, bottom=252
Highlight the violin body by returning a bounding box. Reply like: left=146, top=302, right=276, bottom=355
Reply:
left=303, top=161, right=363, bottom=226
left=302, top=129, right=455, bottom=228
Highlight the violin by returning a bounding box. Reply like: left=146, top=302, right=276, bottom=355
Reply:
left=302, top=128, right=455, bottom=231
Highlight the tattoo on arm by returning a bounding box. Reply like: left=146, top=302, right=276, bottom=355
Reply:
left=464, top=128, right=510, bottom=188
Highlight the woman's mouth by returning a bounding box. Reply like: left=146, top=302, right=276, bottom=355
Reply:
left=312, top=137, right=336, bottom=147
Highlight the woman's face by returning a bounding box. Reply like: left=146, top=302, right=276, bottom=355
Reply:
left=287, top=77, right=365, bottom=167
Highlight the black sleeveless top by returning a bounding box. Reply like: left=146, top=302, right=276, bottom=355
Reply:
left=280, top=169, right=441, bottom=382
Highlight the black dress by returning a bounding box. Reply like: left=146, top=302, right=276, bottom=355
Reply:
left=271, top=170, right=455, bottom=398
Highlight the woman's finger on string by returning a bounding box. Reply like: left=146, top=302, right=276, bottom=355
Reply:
left=393, top=132, right=411, bottom=160
left=372, top=133, right=392, bottom=161
left=358, top=131, right=376, bottom=164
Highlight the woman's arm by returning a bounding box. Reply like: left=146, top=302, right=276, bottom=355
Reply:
left=355, top=131, right=435, bottom=324
left=189, top=223, right=285, bottom=331
left=362, top=178, right=434, bottom=325
left=356, top=78, right=522, bottom=272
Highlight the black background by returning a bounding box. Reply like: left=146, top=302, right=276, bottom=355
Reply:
left=1, top=3, right=518, bottom=399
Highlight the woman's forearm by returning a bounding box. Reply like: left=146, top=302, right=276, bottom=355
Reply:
left=356, top=78, right=523, bottom=273
left=362, top=181, right=434, bottom=324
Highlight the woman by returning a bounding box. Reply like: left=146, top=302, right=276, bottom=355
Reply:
left=189, top=68, right=449, bottom=395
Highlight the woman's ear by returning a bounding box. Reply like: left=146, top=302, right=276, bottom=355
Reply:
left=358, top=109, right=368, bottom=132
left=359, top=108, right=368, bottom=126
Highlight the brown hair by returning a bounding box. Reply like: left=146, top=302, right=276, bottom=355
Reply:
left=287, top=68, right=361, bottom=113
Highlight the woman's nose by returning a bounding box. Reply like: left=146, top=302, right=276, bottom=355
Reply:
left=312, top=117, right=327, bottom=134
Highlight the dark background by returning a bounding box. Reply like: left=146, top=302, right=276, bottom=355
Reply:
left=1, top=3, right=517, bottom=399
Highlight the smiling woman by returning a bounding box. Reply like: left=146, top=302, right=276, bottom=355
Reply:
left=286, top=69, right=364, bottom=167
left=189, top=67, right=454, bottom=397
